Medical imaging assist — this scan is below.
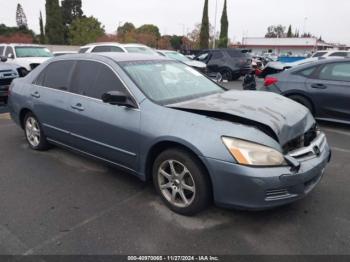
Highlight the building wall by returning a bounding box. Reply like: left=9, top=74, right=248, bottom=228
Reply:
left=247, top=46, right=315, bottom=56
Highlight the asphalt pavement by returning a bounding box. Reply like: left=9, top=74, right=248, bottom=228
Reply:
left=0, top=83, right=349, bottom=256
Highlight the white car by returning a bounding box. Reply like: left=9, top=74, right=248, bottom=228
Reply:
left=311, top=50, right=350, bottom=58
left=157, top=50, right=207, bottom=72
left=79, top=42, right=160, bottom=56
left=53, top=51, right=77, bottom=57
left=0, top=44, right=53, bottom=72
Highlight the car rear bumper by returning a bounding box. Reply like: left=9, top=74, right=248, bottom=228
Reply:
left=202, top=135, right=331, bottom=210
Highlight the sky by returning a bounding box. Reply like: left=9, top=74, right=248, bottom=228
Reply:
left=1, top=0, right=350, bottom=45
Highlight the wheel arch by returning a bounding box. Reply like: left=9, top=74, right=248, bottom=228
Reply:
left=19, top=108, right=33, bottom=129
left=283, top=91, right=316, bottom=114
left=144, top=140, right=213, bottom=191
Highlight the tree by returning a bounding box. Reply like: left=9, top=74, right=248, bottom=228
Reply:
left=117, top=22, right=136, bottom=42
left=16, top=4, right=28, bottom=29
left=62, top=0, right=83, bottom=25
left=68, top=16, right=105, bottom=45
left=62, top=0, right=84, bottom=43
left=158, top=36, right=172, bottom=50
left=117, top=22, right=135, bottom=36
left=170, top=35, right=183, bottom=50
left=39, top=11, right=46, bottom=44
left=218, top=0, right=228, bottom=48
left=265, top=25, right=286, bottom=38
left=136, top=24, right=161, bottom=39
left=199, top=0, right=209, bottom=49
left=287, top=25, right=293, bottom=38
left=45, top=0, right=65, bottom=44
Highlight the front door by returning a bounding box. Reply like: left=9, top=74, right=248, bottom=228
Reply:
left=65, top=60, right=141, bottom=171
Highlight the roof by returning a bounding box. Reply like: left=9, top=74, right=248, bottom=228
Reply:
left=242, top=37, right=318, bottom=47
left=0, top=43, right=45, bottom=47
left=54, top=52, right=170, bottom=63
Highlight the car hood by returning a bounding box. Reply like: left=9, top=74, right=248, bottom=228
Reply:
left=184, top=60, right=207, bottom=69
left=169, top=90, right=315, bottom=146
left=0, top=62, right=20, bottom=71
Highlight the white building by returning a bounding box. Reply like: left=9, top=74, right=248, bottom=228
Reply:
left=241, top=37, right=333, bottom=56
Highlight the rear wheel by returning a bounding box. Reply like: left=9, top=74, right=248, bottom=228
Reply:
left=153, top=148, right=211, bottom=216
left=24, top=112, right=50, bottom=151
left=288, top=95, right=314, bottom=115
left=221, top=69, right=233, bottom=81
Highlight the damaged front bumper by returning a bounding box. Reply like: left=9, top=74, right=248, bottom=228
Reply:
left=202, top=132, right=331, bottom=210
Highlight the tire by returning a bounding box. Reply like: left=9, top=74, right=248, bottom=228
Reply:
left=152, top=148, right=211, bottom=216
left=288, top=95, right=314, bottom=115
left=221, top=69, right=233, bottom=81
left=24, top=112, right=50, bottom=151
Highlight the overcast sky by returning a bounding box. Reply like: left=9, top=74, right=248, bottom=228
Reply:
left=1, top=0, right=350, bottom=44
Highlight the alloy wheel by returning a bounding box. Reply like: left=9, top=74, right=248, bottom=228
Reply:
left=25, top=116, right=41, bottom=148
left=157, top=160, right=196, bottom=208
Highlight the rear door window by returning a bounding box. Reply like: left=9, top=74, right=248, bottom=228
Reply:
left=211, top=51, right=224, bottom=59
left=39, top=60, right=76, bottom=90
left=318, top=62, right=350, bottom=82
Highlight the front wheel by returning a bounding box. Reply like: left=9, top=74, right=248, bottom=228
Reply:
left=153, top=149, right=211, bottom=216
left=24, top=112, right=50, bottom=151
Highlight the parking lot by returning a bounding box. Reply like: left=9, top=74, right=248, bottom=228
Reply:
left=0, top=81, right=349, bottom=255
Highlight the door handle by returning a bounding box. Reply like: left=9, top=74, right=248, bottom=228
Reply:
left=31, top=92, right=40, bottom=98
left=311, top=83, right=327, bottom=89
left=71, top=103, right=85, bottom=111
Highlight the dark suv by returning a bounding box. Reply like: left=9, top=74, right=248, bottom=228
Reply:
left=194, top=49, right=252, bottom=81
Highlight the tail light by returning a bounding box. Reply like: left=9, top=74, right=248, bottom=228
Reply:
left=264, top=77, right=278, bottom=87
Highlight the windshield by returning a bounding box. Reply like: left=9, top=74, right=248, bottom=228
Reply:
left=15, top=47, right=53, bottom=58
left=121, top=60, right=224, bottom=104
left=125, top=46, right=158, bottom=55
left=164, top=52, right=190, bottom=62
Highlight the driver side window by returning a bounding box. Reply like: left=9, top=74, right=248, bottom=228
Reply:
left=5, top=47, right=14, bottom=58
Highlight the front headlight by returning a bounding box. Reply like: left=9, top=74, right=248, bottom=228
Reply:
left=222, top=137, right=287, bottom=166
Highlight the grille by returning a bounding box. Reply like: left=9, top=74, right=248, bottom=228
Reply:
left=265, top=189, right=291, bottom=201
left=283, top=125, right=318, bottom=154
left=0, top=78, right=14, bottom=86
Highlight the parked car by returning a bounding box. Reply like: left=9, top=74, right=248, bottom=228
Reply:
left=157, top=50, right=207, bottom=73
left=311, top=50, right=350, bottom=58
left=0, top=44, right=53, bottom=72
left=0, top=57, right=20, bottom=103
left=53, top=51, right=78, bottom=57
left=194, top=49, right=252, bottom=81
left=79, top=42, right=160, bottom=56
left=261, top=58, right=350, bottom=124
left=8, top=53, right=331, bottom=215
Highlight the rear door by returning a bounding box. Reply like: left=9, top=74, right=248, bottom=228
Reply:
left=66, top=60, right=141, bottom=171
left=206, top=51, right=224, bottom=73
left=305, top=61, right=350, bottom=121
left=31, top=60, right=76, bottom=142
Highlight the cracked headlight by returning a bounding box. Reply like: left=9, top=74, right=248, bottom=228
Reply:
left=222, top=137, right=287, bottom=166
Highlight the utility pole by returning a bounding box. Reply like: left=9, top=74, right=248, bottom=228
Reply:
left=213, top=0, right=218, bottom=48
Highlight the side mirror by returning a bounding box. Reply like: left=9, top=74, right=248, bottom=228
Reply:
left=7, top=54, right=14, bottom=59
left=0, top=56, right=7, bottom=62
left=102, top=91, right=137, bottom=108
